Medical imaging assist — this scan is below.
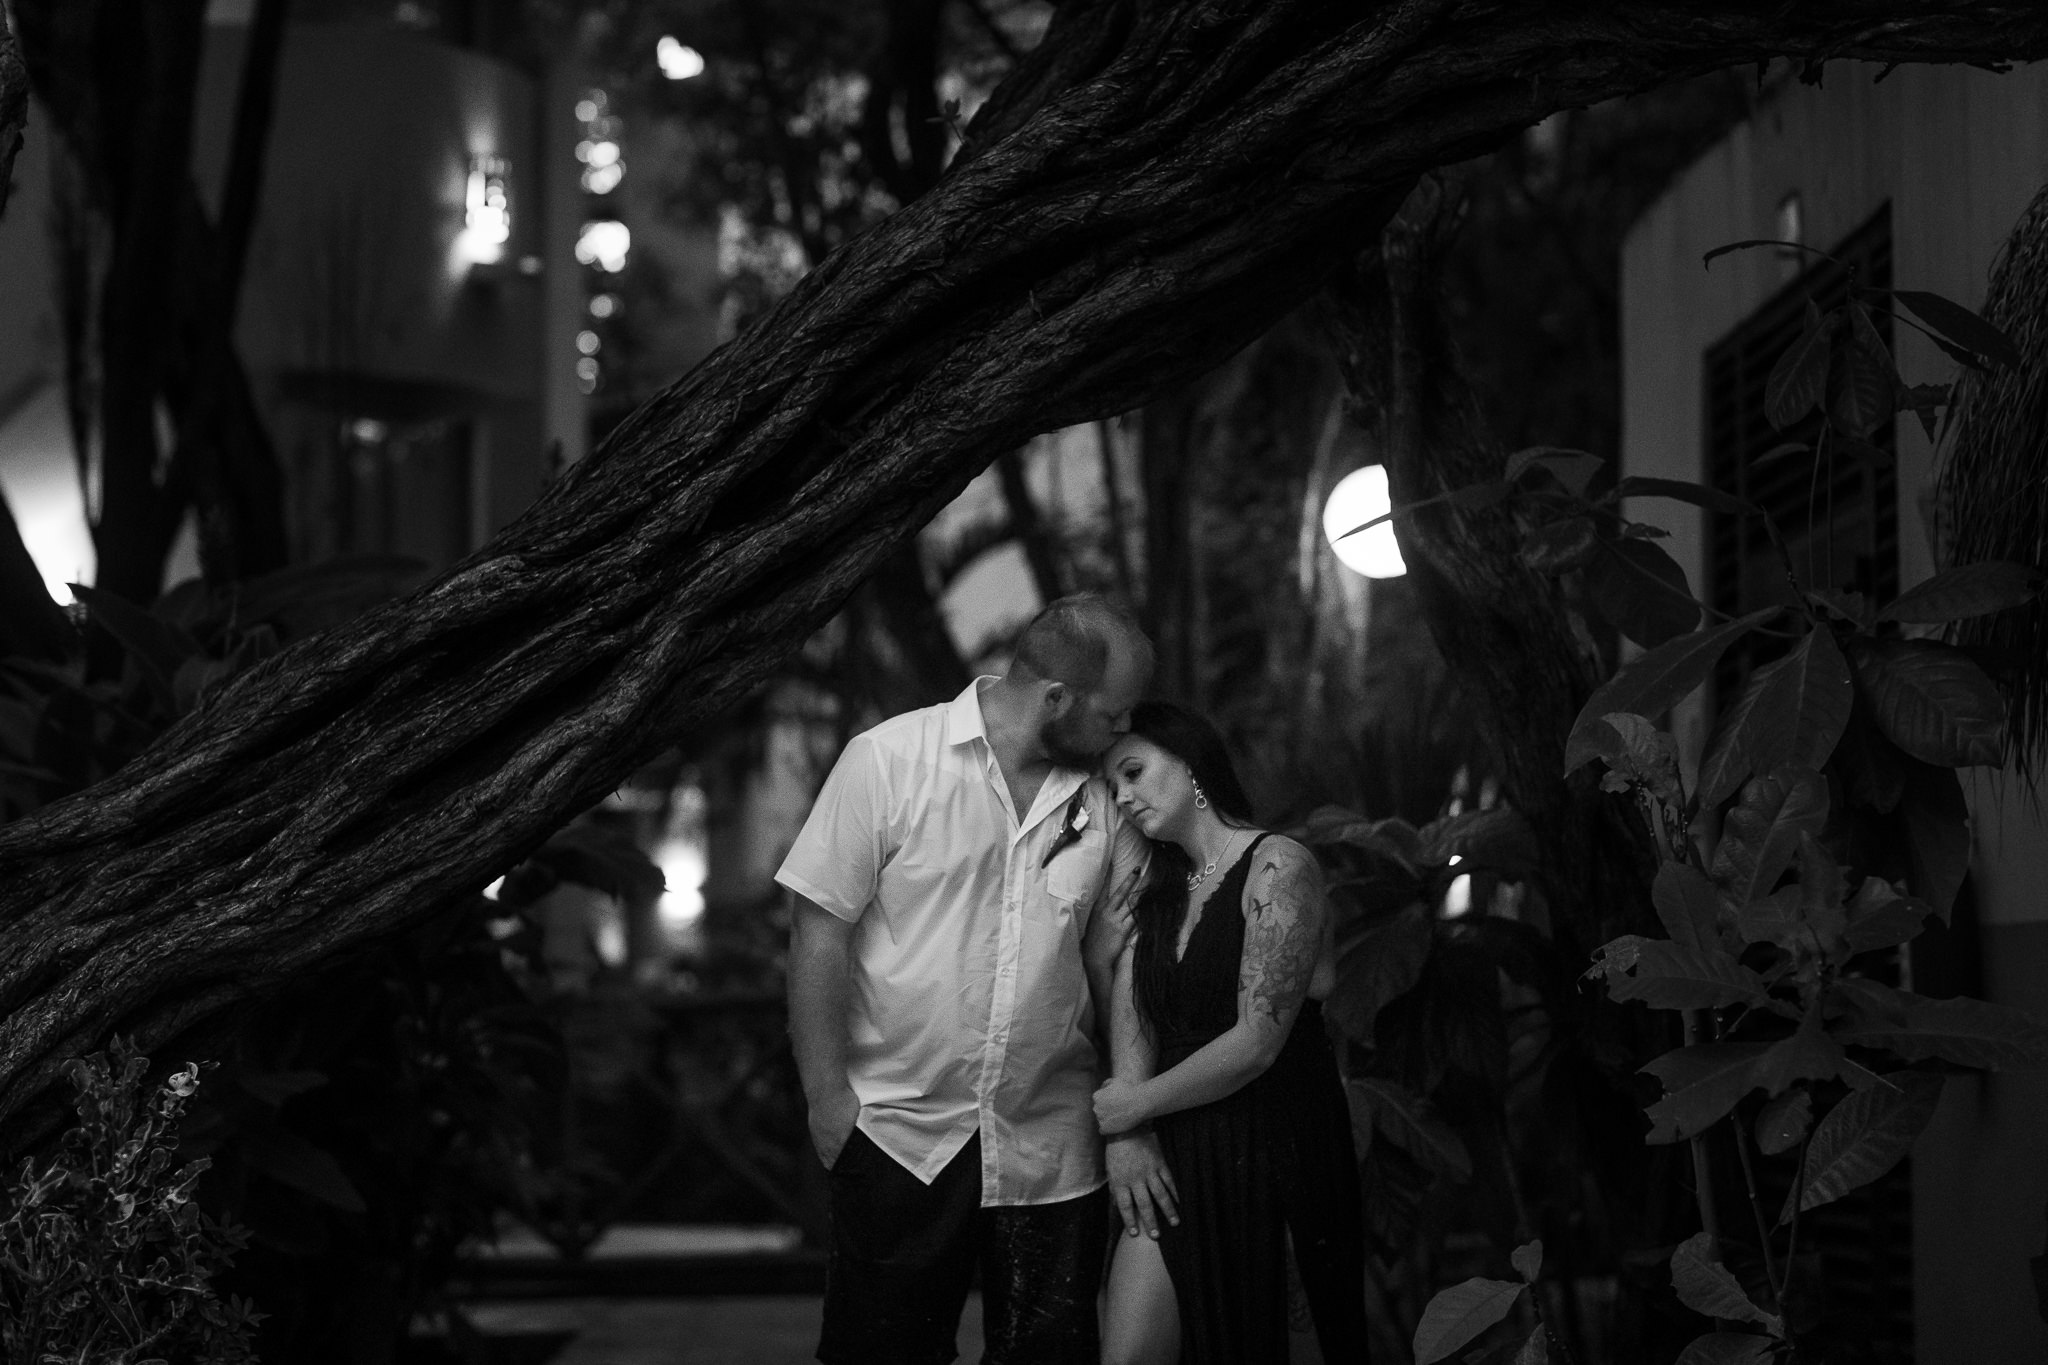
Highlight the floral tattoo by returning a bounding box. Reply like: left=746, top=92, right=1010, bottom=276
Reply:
left=1240, top=843, right=1322, bottom=1027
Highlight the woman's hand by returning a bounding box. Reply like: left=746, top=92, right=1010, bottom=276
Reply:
left=1093, top=1076, right=1151, bottom=1135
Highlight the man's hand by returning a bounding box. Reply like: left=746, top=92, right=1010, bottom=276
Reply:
left=1105, top=1130, right=1179, bottom=1239
left=807, top=1083, right=861, bottom=1169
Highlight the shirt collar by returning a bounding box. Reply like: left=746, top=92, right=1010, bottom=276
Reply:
left=945, top=676, right=1000, bottom=747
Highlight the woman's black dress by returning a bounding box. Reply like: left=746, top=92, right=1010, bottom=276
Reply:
left=1142, top=835, right=1368, bottom=1364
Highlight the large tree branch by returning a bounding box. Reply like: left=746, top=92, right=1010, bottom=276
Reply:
left=0, top=1, right=26, bottom=224
left=4, top=1, right=2048, bottom=1131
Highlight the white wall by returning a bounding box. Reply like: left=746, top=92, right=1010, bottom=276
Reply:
left=1621, top=60, right=2048, bottom=1361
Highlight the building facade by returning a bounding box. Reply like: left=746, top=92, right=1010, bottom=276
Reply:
left=0, top=2, right=589, bottom=596
left=1622, top=60, right=2048, bottom=1361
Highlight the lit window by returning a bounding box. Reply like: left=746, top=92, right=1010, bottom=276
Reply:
left=581, top=162, right=624, bottom=195
left=576, top=357, right=599, bottom=381
left=657, top=36, right=706, bottom=80
left=348, top=417, right=389, bottom=444
left=584, top=140, right=620, bottom=169
left=459, top=153, right=511, bottom=266
left=589, top=293, right=620, bottom=319
left=576, top=330, right=601, bottom=355
left=575, top=219, right=630, bottom=273
left=574, top=97, right=600, bottom=123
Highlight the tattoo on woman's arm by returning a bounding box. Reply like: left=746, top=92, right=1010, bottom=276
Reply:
left=1241, top=849, right=1322, bottom=1026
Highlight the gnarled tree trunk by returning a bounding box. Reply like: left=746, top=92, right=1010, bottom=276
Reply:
left=4, top=1, right=2048, bottom=1136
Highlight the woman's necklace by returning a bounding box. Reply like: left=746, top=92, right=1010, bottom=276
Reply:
left=1185, top=828, right=1243, bottom=891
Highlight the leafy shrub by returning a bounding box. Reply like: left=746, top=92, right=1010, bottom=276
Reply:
left=0, top=1039, right=261, bottom=1365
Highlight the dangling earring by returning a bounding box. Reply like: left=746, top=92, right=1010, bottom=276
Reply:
left=1192, top=778, right=1208, bottom=810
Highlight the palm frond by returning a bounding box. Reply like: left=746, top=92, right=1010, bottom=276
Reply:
left=1936, top=180, right=2048, bottom=785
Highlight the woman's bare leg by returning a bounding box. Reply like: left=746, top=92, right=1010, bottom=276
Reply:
left=1101, top=1230, right=1179, bottom=1365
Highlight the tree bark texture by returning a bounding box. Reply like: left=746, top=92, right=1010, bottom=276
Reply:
left=5, top=1, right=2048, bottom=1131
left=0, top=2, right=26, bottom=224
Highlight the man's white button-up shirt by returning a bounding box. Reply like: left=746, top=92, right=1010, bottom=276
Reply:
left=775, top=677, right=1149, bottom=1205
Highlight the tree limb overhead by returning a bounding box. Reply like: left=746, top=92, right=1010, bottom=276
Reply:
left=3, top=1, right=2048, bottom=1131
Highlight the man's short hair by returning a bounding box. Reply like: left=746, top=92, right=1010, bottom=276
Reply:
left=1009, top=594, right=1153, bottom=692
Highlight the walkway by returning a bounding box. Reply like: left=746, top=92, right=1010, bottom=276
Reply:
left=465, top=1295, right=987, bottom=1365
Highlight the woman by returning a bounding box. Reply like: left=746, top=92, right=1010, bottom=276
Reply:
left=1093, top=702, right=1366, bottom=1365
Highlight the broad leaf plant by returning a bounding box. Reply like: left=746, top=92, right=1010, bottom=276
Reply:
left=1377, top=251, right=2048, bottom=1361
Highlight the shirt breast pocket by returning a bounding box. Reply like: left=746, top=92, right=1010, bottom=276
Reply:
left=1044, top=830, right=1108, bottom=907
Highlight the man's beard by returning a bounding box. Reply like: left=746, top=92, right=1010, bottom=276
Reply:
left=1041, top=713, right=1103, bottom=769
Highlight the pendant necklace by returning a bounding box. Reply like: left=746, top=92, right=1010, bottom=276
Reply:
left=1185, top=829, right=1241, bottom=891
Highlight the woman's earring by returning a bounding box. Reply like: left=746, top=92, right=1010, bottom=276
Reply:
left=1192, top=779, right=1208, bottom=810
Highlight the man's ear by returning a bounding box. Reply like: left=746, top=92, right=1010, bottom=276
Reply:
left=1041, top=679, right=1074, bottom=717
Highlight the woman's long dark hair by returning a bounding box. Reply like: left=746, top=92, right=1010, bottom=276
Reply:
left=1122, top=701, right=1258, bottom=1036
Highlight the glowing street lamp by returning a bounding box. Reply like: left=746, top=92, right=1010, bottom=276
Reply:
left=1322, top=464, right=1407, bottom=578
left=657, top=36, right=705, bottom=80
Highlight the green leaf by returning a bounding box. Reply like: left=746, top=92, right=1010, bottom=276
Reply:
left=240, top=1125, right=367, bottom=1213
left=1843, top=878, right=1935, bottom=955
left=1675, top=1333, right=1779, bottom=1365
left=1515, top=1325, right=1550, bottom=1365
left=1875, top=561, right=2042, bottom=625
left=68, top=584, right=203, bottom=713
left=1898, top=381, right=1948, bottom=444
left=1790, top=1073, right=1945, bottom=1219
left=1898, top=759, right=1970, bottom=920
left=1511, top=1240, right=1543, bottom=1284
left=1642, top=1043, right=1772, bottom=1143
left=1835, top=433, right=1895, bottom=469
left=1847, top=638, right=2005, bottom=768
left=1564, top=609, right=1781, bottom=773
left=1338, top=481, right=1510, bottom=538
left=1710, top=767, right=1829, bottom=909
left=1299, top=807, right=1422, bottom=866
left=1589, top=936, right=1768, bottom=1010
left=1611, top=476, right=1760, bottom=517
left=1504, top=446, right=1604, bottom=496
left=1671, top=1231, right=1784, bottom=1334
left=1327, top=905, right=1433, bottom=1045
left=1752, top=441, right=1812, bottom=466
left=1653, top=862, right=1723, bottom=955
left=1521, top=516, right=1602, bottom=575
left=1697, top=629, right=1853, bottom=811
left=1751, top=1007, right=1855, bottom=1097
left=1830, top=303, right=1896, bottom=438
left=1417, top=807, right=1540, bottom=882
left=1891, top=289, right=2023, bottom=369
left=1831, top=979, right=2048, bottom=1069
left=1754, top=1089, right=1814, bottom=1156
left=1592, top=712, right=1685, bottom=805
left=1412, top=1277, right=1525, bottom=1365
left=1765, top=303, right=1833, bottom=429
left=1346, top=1077, right=1473, bottom=1183
left=1586, top=536, right=1702, bottom=648
left=234, top=1070, right=330, bottom=1109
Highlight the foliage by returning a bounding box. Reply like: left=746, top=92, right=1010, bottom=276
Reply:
left=1380, top=257, right=2048, bottom=1361
left=0, top=1040, right=260, bottom=1365
left=0, top=561, right=649, bottom=1362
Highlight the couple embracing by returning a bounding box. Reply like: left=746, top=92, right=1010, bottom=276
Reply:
left=779, top=594, right=1368, bottom=1365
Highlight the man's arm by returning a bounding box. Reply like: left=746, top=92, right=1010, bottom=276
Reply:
left=788, top=892, right=861, bottom=1168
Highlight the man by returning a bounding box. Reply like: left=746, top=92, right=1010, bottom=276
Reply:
left=780, top=593, right=1171, bottom=1364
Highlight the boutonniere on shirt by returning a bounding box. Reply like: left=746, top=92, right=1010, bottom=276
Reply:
left=1040, top=789, right=1090, bottom=868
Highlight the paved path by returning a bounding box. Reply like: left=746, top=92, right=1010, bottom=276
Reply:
left=466, top=1295, right=986, bottom=1365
